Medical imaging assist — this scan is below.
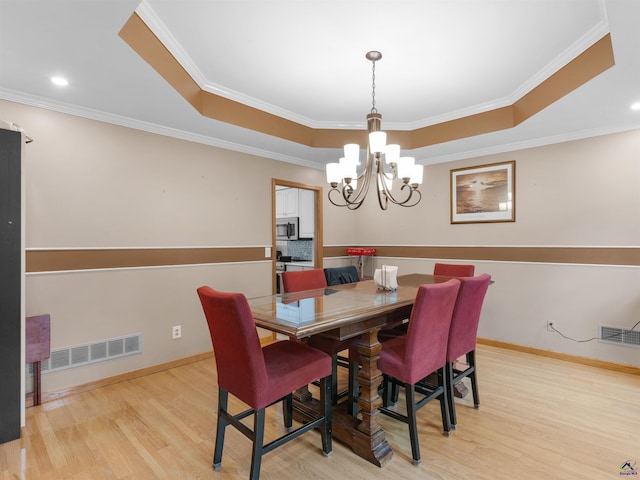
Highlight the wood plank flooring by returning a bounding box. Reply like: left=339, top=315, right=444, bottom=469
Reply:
left=1, top=344, right=639, bottom=479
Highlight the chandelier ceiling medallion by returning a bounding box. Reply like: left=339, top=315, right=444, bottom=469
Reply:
left=326, top=51, right=423, bottom=210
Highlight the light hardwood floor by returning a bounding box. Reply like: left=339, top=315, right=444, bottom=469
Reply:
left=1, top=344, right=639, bottom=479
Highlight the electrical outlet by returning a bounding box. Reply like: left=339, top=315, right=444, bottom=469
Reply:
left=546, top=321, right=554, bottom=332
left=172, top=325, right=182, bottom=339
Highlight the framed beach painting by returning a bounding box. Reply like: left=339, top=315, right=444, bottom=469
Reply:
left=450, top=161, right=515, bottom=224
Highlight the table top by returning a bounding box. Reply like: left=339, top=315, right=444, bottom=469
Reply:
left=249, top=273, right=449, bottom=340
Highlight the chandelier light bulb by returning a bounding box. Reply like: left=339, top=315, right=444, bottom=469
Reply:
left=326, top=162, right=342, bottom=185
left=397, top=157, right=415, bottom=181
left=410, top=164, right=424, bottom=185
left=344, top=143, right=360, bottom=164
left=369, top=131, right=386, bottom=154
left=385, top=144, right=400, bottom=165
left=339, top=157, right=357, bottom=180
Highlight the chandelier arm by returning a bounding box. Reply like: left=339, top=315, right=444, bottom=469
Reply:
left=341, top=183, right=363, bottom=208
left=377, top=176, right=413, bottom=206
left=376, top=185, right=389, bottom=210
left=381, top=169, right=396, bottom=181
left=328, top=154, right=375, bottom=209
left=328, top=186, right=350, bottom=207
left=398, top=188, right=422, bottom=207
left=345, top=155, right=374, bottom=207
left=373, top=154, right=390, bottom=210
left=394, top=184, right=421, bottom=207
left=353, top=160, right=373, bottom=203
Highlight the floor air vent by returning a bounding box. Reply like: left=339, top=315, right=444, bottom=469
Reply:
left=599, top=325, right=640, bottom=348
left=40, top=334, right=143, bottom=374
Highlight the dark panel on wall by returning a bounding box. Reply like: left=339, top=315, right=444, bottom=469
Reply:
left=0, top=129, right=21, bottom=443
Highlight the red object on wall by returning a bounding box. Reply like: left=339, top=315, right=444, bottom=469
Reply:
left=346, top=248, right=376, bottom=256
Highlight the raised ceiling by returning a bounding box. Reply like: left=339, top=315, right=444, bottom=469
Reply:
left=1, top=0, right=639, bottom=169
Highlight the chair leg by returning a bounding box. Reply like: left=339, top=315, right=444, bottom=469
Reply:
left=249, top=408, right=266, bottom=480
left=213, top=388, right=229, bottom=470
left=330, top=354, right=339, bottom=405
left=347, top=361, right=359, bottom=417
left=381, top=375, right=389, bottom=407
left=283, top=393, right=293, bottom=431
left=320, top=375, right=333, bottom=455
left=405, top=383, right=421, bottom=466
left=444, top=362, right=457, bottom=428
left=381, top=375, right=400, bottom=408
left=437, top=367, right=451, bottom=435
left=468, top=351, right=480, bottom=408
left=391, top=379, right=399, bottom=405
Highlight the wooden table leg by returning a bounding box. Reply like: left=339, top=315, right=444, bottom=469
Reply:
left=355, top=328, right=392, bottom=464
left=293, top=328, right=393, bottom=467
left=33, top=361, right=41, bottom=406
left=329, top=328, right=393, bottom=467
left=355, top=329, right=383, bottom=435
left=293, top=385, right=313, bottom=402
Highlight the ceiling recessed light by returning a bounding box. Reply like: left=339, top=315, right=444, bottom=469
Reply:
left=51, top=76, right=69, bottom=87
left=631, top=102, right=640, bottom=111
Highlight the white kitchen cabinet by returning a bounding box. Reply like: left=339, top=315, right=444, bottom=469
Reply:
left=276, top=188, right=299, bottom=217
left=298, top=189, right=315, bottom=238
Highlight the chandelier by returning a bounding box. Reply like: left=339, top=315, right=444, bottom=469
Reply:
left=326, top=51, right=423, bottom=210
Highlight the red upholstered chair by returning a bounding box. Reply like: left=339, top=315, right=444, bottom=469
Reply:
left=434, top=263, right=475, bottom=277
left=281, top=269, right=327, bottom=293
left=444, top=273, right=491, bottom=428
left=349, top=279, right=461, bottom=465
left=281, top=268, right=353, bottom=405
left=197, top=286, right=332, bottom=480
left=377, top=264, right=474, bottom=343
left=433, top=263, right=476, bottom=385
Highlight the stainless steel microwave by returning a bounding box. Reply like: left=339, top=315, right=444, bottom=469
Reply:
left=276, top=217, right=299, bottom=240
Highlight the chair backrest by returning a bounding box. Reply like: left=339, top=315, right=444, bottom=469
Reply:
left=197, top=286, right=267, bottom=407
left=324, top=266, right=360, bottom=286
left=403, top=279, right=461, bottom=384
left=434, top=263, right=475, bottom=277
left=282, top=269, right=327, bottom=293
left=446, top=273, right=492, bottom=362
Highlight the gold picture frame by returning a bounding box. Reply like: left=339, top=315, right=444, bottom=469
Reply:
left=450, top=160, right=515, bottom=224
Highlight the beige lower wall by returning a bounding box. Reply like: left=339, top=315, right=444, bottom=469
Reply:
left=367, top=256, right=640, bottom=367
left=4, top=98, right=640, bottom=395
left=26, top=261, right=274, bottom=392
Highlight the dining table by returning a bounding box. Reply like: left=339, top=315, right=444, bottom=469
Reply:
left=247, top=273, right=451, bottom=467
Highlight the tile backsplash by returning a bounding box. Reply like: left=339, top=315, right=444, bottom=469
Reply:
left=287, top=239, right=313, bottom=260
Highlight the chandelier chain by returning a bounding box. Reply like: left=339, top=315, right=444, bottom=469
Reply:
left=370, top=59, right=377, bottom=114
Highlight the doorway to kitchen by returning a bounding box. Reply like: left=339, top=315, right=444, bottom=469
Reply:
left=272, top=179, right=323, bottom=294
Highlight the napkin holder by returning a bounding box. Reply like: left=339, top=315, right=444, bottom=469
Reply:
left=374, top=265, right=398, bottom=291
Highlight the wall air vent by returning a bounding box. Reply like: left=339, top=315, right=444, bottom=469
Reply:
left=599, top=325, right=640, bottom=348
left=37, top=334, right=143, bottom=374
